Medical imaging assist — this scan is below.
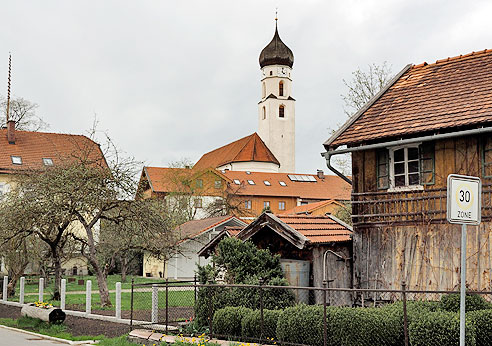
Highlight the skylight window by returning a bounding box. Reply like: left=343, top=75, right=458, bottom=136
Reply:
left=11, top=156, right=22, bottom=165
left=264, top=180, right=271, bottom=186
left=234, top=179, right=241, bottom=185
left=279, top=181, right=287, bottom=186
left=247, top=180, right=255, bottom=185
left=43, top=158, right=53, bottom=166
left=246, top=171, right=251, bottom=175
left=288, top=174, right=317, bottom=182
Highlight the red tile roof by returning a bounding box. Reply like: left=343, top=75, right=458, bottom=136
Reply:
left=276, top=214, right=352, bottom=244
left=143, top=167, right=193, bottom=194
left=0, top=129, right=105, bottom=173
left=280, top=199, right=343, bottom=215
left=223, top=171, right=351, bottom=200
left=329, top=49, right=492, bottom=147
left=194, top=133, right=279, bottom=170
left=176, top=215, right=246, bottom=243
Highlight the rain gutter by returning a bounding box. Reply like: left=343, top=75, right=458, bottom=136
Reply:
left=321, top=126, right=492, bottom=186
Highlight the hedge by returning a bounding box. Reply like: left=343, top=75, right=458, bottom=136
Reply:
left=468, top=310, right=492, bottom=346
left=241, top=309, right=281, bottom=340
left=212, top=306, right=253, bottom=337
left=440, top=293, right=492, bottom=313
left=276, top=304, right=325, bottom=346
left=409, top=310, right=476, bottom=346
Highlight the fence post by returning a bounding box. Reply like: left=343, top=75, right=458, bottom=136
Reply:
left=2, top=276, right=8, bottom=301
left=165, top=278, right=169, bottom=334
left=402, top=280, right=409, bottom=346
left=323, top=280, right=327, bottom=346
left=19, top=277, right=25, bottom=304
left=115, top=282, right=121, bottom=319
left=152, top=284, right=158, bottom=324
left=194, top=274, right=197, bottom=303
left=38, top=278, right=44, bottom=302
left=85, top=280, right=91, bottom=314
left=259, top=278, right=264, bottom=342
left=60, top=279, right=66, bottom=310
left=208, top=280, right=213, bottom=337
left=130, top=278, right=134, bottom=329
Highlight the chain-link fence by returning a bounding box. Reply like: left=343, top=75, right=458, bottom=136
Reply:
left=131, top=280, right=492, bottom=346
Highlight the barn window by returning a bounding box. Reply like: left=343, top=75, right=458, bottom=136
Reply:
left=279, top=201, right=286, bottom=210
left=196, top=179, right=203, bottom=188
left=194, top=198, right=202, bottom=208
left=279, top=81, right=284, bottom=96
left=245, top=200, right=252, bottom=209
left=214, top=180, right=222, bottom=189
left=384, top=143, right=435, bottom=189
left=483, top=137, right=492, bottom=178
left=279, top=105, right=285, bottom=118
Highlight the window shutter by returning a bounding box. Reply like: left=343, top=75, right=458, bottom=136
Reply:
left=419, top=142, right=435, bottom=185
left=376, top=149, right=389, bottom=189
left=482, top=137, right=492, bottom=178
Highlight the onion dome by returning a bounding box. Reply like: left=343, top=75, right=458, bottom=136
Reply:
left=259, top=23, right=294, bottom=68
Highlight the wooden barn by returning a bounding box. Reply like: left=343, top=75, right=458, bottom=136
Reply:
left=200, top=212, right=353, bottom=305
left=323, top=49, right=492, bottom=294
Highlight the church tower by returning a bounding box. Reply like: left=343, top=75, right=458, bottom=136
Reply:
left=258, top=21, right=295, bottom=173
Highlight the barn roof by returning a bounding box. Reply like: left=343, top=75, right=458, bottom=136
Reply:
left=326, top=49, right=492, bottom=148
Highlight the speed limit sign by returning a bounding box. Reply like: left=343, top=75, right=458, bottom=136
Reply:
left=447, top=174, right=481, bottom=225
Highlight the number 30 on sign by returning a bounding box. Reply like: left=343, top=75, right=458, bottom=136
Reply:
left=447, top=174, right=482, bottom=225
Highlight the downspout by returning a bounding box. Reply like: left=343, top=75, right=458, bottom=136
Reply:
left=321, top=151, right=352, bottom=185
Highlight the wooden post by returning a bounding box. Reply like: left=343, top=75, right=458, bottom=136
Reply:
left=85, top=280, right=91, bottom=314
left=38, top=278, right=44, bottom=302
left=60, top=279, right=66, bottom=310
left=115, top=282, right=121, bottom=319
left=323, top=281, right=327, bottom=346
left=2, top=276, right=8, bottom=301
left=402, top=281, right=409, bottom=346
left=165, top=278, right=169, bottom=334
left=19, top=277, right=25, bottom=304
left=152, top=284, right=158, bottom=324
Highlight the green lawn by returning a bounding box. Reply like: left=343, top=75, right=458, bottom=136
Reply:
left=13, top=290, right=195, bottom=311
left=15, top=274, right=176, bottom=294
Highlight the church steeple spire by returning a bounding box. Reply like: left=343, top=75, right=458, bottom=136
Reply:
left=259, top=18, right=294, bottom=68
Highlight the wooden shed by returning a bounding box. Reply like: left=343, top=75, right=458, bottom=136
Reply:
left=324, top=49, right=492, bottom=296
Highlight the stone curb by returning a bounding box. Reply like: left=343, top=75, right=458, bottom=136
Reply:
left=0, top=324, right=99, bottom=345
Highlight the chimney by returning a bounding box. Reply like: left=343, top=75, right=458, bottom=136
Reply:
left=317, top=169, right=324, bottom=179
left=7, top=120, right=15, bottom=144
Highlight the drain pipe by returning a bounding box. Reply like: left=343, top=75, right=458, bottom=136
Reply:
left=322, top=151, right=352, bottom=185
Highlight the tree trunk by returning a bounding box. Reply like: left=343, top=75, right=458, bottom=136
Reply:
left=51, top=250, right=62, bottom=301
left=95, top=266, right=112, bottom=307
left=120, top=255, right=128, bottom=283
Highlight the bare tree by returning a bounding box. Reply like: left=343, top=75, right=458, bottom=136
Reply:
left=0, top=173, right=75, bottom=300
left=0, top=96, right=48, bottom=131
left=341, top=62, right=393, bottom=117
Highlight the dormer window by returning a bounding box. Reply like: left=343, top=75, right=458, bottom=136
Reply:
left=279, top=105, right=285, bottom=118
left=43, top=158, right=53, bottom=166
left=11, top=156, right=22, bottom=165
left=279, top=181, right=287, bottom=186
left=264, top=180, right=271, bottom=186
left=234, top=179, right=241, bottom=185
left=247, top=180, right=255, bottom=185
left=279, top=81, right=284, bottom=96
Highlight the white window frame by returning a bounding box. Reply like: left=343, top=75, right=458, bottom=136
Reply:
left=388, top=144, right=423, bottom=192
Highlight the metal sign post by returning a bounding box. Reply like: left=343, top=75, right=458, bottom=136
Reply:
left=447, top=174, right=481, bottom=346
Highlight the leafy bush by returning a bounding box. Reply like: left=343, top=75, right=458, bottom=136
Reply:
left=440, top=293, right=492, bottom=312
left=276, top=304, right=324, bottom=346
left=468, top=310, right=492, bottom=346
left=241, top=309, right=281, bottom=340
left=330, top=306, right=403, bottom=346
left=212, top=306, right=253, bottom=337
left=409, top=310, right=476, bottom=346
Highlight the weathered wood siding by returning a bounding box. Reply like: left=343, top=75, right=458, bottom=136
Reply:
left=352, top=135, right=492, bottom=292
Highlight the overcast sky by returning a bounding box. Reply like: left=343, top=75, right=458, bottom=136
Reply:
left=2, top=0, right=492, bottom=174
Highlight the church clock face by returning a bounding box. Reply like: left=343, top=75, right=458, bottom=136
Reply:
left=277, top=67, right=288, bottom=76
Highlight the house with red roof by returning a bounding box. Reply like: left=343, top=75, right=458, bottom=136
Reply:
left=323, top=49, right=492, bottom=294
left=0, top=122, right=106, bottom=276
left=143, top=215, right=246, bottom=279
